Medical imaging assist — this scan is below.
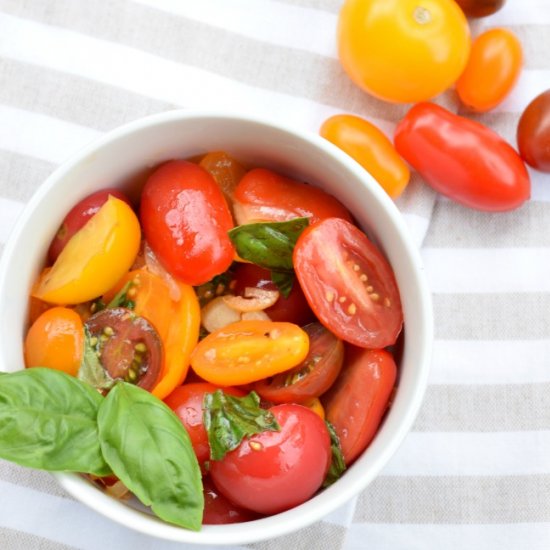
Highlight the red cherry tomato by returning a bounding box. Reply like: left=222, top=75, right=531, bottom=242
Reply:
left=293, top=218, right=403, bottom=349
left=164, top=383, right=245, bottom=465
left=140, top=160, right=234, bottom=286
left=253, top=322, right=344, bottom=404
left=517, top=89, right=550, bottom=173
left=455, top=0, right=505, bottom=17
left=323, top=348, right=397, bottom=465
left=202, top=476, right=259, bottom=525
left=210, top=404, right=331, bottom=515
left=394, top=102, right=530, bottom=211
left=47, top=189, right=131, bottom=264
left=233, top=168, right=353, bottom=225
left=232, top=263, right=314, bottom=325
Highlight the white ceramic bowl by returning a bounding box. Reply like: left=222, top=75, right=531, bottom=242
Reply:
left=0, top=111, right=432, bottom=545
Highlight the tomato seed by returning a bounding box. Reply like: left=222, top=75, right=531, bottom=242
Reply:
left=360, top=274, right=368, bottom=282
left=134, top=342, right=147, bottom=353
left=348, top=303, right=357, bottom=315
left=326, top=291, right=334, bottom=302
left=249, top=441, right=263, bottom=451
left=338, top=296, right=347, bottom=303
left=366, top=285, right=374, bottom=293
left=103, top=326, right=115, bottom=336
left=370, top=293, right=380, bottom=302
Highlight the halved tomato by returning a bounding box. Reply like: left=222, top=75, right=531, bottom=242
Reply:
left=293, top=218, right=403, bottom=348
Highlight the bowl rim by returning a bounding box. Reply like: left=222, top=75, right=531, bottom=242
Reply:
left=0, top=109, right=433, bottom=545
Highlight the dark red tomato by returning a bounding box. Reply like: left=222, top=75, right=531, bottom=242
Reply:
left=233, top=168, right=353, bottom=226
left=210, top=404, right=331, bottom=515
left=455, top=0, right=505, bottom=17
left=48, top=189, right=131, bottom=264
left=517, top=89, right=550, bottom=173
left=202, top=476, right=259, bottom=524
left=293, top=218, right=403, bottom=349
left=232, top=263, right=314, bottom=325
left=394, top=102, right=530, bottom=211
left=84, top=307, right=162, bottom=391
left=140, top=160, right=234, bottom=286
left=164, top=383, right=245, bottom=465
left=253, top=323, right=343, bottom=403
left=323, top=347, right=397, bottom=465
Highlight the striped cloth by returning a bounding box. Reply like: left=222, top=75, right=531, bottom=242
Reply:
left=0, top=1, right=549, bottom=548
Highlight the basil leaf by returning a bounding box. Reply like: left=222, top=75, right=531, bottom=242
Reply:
left=228, top=218, right=309, bottom=272
left=106, top=280, right=135, bottom=310
left=0, top=368, right=110, bottom=476
left=270, top=270, right=295, bottom=298
left=97, top=382, right=203, bottom=531
left=78, top=327, right=115, bottom=391
left=323, top=420, right=346, bottom=488
left=204, top=390, right=280, bottom=461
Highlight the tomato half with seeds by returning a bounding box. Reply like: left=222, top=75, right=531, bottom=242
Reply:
left=253, top=323, right=343, bottom=403
left=293, top=218, right=403, bottom=349
left=84, top=307, right=162, bottom=390
left=323, top=347, right=397, bottom=465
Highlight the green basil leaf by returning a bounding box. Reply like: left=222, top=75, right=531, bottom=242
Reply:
left=228, top=218, right=309, bottom=272
left=97, top=382, right=203, bottom=531
left=0, top=368, right=110, bottom=476
left=77, top=327, right=115, bottom=391
left=323, top=420, right=346, bottom=488
left=270, top=270, right=295, bottom=298
left=106, top=280, right=136, bottom=310
left=204, top=390, right=280, bottom=461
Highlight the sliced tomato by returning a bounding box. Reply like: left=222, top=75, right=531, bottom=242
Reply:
left=293, top=218, right=403, bottom=349
left=322, top=347, right=397, bottom=465
left=253, top=322, right=343, bottom=403
left=233, top=168, right=353, bottom=225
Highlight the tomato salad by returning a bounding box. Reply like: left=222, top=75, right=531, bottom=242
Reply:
left=3, top=152, right=403, bottom=530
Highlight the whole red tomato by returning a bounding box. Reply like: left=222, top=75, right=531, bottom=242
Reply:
left=202, top=476, right=258, bottom=524
left=394, top=103, right=530, bottom=211
left=517, top=89, right=550, bottom=173
left=140, top=160, right=234, bottom=286
left=455, top=0, right=505, bottom=17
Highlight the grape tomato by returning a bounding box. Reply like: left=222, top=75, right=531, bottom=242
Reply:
left=517, top=89, right=550, bottom=173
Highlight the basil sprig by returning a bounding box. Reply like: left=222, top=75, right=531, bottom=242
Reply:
left=77, top=326, right=116, bottom=391
left=204, top=390, right=280, bottom=461
left=323, top=420, right=347, bottom=488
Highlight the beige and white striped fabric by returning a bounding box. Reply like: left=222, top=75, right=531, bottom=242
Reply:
left=1, top=1, right=549, bottom=548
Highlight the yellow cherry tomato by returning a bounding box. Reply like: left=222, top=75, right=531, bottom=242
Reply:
left=33, top=197, right=141, bottom=305
left=191, top=320, right=309, bottom=386
left=338, top=0, right=471, bottom=103
left=24, top=307, right=83, bottom=376
left=320, top=114, right=410, bottom=198
left=303, top=397, right=325, bottom=420
left=456, top=28, right=523, bottom=112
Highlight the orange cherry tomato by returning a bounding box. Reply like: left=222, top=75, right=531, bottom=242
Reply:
left=338, top=0, right=470, bottom=103
left=320, top=114, right=410, bottom=198
left=24, top=307, right=84, bottom=376
left=191, top=320, right=309, bottom=386
left=103, top=268, right=200, bottom=399
left=456, top=28, right=523, bottom=112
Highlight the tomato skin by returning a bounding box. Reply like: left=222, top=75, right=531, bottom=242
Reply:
left=456, top=29, right=522, bottom=112
left=210, top=404, right=331, bottom=515
left=320, top=115, right=410, bottom=199
left=140, top=160, right=234, bottom=286
left=455, top=0, right=505, bottom=17
left=293, top=218, right=403, bottom=349
left=202, top=476, right=258, bottom=524
left=323, top=348, right=397, bottom=465
left=394, top=102, right=530, bottom=211
left=164, top=383, right=244, bottom=465
left=233, top=168, right=352, bottom=225
left=517, top=89, right=550, bottom=173
left=338, top=0, right=470, bottom=103
left=232, top=263, right=314, bottom=326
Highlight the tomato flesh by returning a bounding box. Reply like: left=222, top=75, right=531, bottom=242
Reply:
left=294, top=218, right=403, bottom=349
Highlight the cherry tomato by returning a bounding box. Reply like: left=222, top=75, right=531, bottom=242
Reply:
left=164, top=383, right=245, bottom=466
left=303, top=397, right=325, bottom=420
left=233, top=168, right=352, bottom=226
left=202, top=476, right=259, bottom=524
left=103, top=269, right=200, bottom=400
left=85, top=307, right=162, bottom=390
left=320, top=115, right=410, bottom=198
left=293, top=218, right=403, bottom=349
left=455, top=0, right=505, bottom=17
left=47, top=189, right=131, bottom=264
left=517, top=89, right=550, bottom=173
left=456, top=28, right=522, bottom=112
left=338, top=0, right=470, bottom=103
left=140, top=160, right=234, bottom=286
left=323, top=348, right=397, bottom=465
left=33, top=197, right=141, bottom=305
left=24, top=307, right=83, bottom=376
left=394, top=102, right=531, bottom=211
left=253, top=323, right=343, bottom=404
left=232, top=263, right=314, bottom=326
left=191, top=320, right=309, bottom=386
left=210, top=404, right=331, bottom=515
